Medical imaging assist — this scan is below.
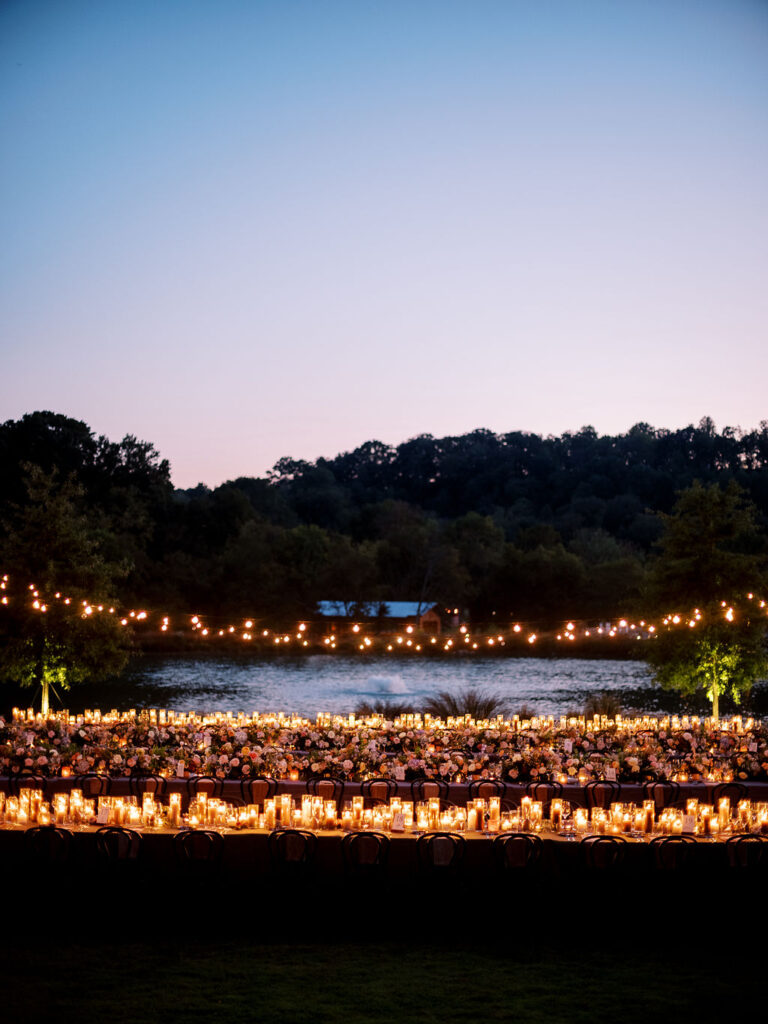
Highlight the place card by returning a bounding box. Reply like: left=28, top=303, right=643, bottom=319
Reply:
left=683, top=815, right=696, bottom=832
left=604, top=767, right=617, bottom=782
left=96, top=805, right=109, bottom=824
left=394, top=766, right=405, bottom=781
left=176, top=761, right=186, bottom=777
left=391, top=812, right=405, bottom=832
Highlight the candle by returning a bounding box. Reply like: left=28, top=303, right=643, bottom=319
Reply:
left=265, top=799, right=276, bottom=830
left=168, top=793, right=182, bottom=827
left=550, top=800, right=562, bottom=831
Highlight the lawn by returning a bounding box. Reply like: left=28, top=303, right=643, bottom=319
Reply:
left=2, top=933, right=758, bottom=1024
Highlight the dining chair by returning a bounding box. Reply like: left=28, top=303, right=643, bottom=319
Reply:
left=173, top=829, right=225, bottom=866
left=73, top=773, right=111, bottom=799
left=185, top=775, right=224, bottom=800
left=306, top=777, right=345, bottom=808
left=579, top=834, right=627, bottom=869
left=240, top=776, right=277, bottom=806
left=524, top=781, right=564, bottom=813
left=711, top=782, right=748, bottom=805
left=360, top=778, right=397, bottom=804
left=268, top=828, right=318, bottom=875
left=416, top=832, right=465, bottom=874
left=341, top=831, right=390, bottom=877
left=410, top=778, right=450, bottom=803
left=643, top=780, right=680, bottom=812
left=128, top=773, right=167, bottom=800
left=492, top=832, right=543, bottom=870
left=95, top=826, right=143, bottom=862
left=584, top=780, right=621, bottom=810
left=10, top=773, right=48, bottom=797
left=725, top=834, right=768, bottom=869
left=25, top=825, right=72, bottom=865
left=649, top=835, right=697, bottom=870
left=468, top=779, right=507, bottom=800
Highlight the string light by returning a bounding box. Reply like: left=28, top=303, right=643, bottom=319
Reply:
left=1, top=573, right=766, bottom=658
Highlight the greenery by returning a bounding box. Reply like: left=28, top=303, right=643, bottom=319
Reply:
left=583, top=691, right=623, bottom=718
left=2, top=411, right=768, bottom=645
left=422, top=687, right=509, bottom=719
left=354, top=699, right=418, bottom=716
left=0, top=936, right=759, bottom=1024
left=0, top=464, right=130, bottom=712
left=646, top=481, right=768, bottom=717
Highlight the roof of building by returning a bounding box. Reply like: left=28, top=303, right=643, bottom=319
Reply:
left=316, top=600, right=437, bottom=619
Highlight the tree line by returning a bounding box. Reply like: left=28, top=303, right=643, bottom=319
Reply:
left=2, top=411, right=768, bottom=627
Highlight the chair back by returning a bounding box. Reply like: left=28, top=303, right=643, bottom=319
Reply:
left=268, top=828, right=318, bottom=867
left=580, top=834, right=626, bottom=869
left=725, top=834, right=768, bottom=869
left=174, top=829, right=224, bottom=864
left=240, top=777, right=277, bottom=807
left=342, top=831, right=390, bottom=870
left=584, top=780, right=621, bottom=809
left=25, top=826, right=72, bottom=865
left=650, top=835, right=697, bottom=870
left=95, top=826, right=142, bottom=861
left=525, top=782, right=563, bottom=810
left=712, top=782, right=747, bottom=805
left=643, top=781, right=680, bottom=812
left=468, top=780, right=507, bottom=800
left=411, top=778, right=449, bottom=803
left=306, top=778, right=345, bottom=807
left=493, top=833, right=542, bottom=870
left=74, top=774, right=110, bottom=798
left=360, top=778, right=397, bottom=803
left=128, top=774, right=167, bottom=799
left=186, top=776, right=224, bottom=799
left=11, top=774, right=48, bottom=797
left=417, top=832, right=465, bottom=871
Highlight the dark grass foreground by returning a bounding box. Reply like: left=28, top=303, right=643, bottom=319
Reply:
left=1, top=930, right=762, bottom=1024
left=3, top=857, right=766, bottom=1024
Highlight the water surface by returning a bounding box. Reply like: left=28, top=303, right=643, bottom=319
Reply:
left=29, top=653, right=749, bottom=718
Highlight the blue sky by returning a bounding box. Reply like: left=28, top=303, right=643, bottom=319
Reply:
left=1, top=0, right=766, bottom=486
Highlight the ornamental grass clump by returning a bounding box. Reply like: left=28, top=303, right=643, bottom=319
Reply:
left=584, top=691, right=623, bottom=718
left=354, top=700, right=418, bottom=718
left=422, top=687, right=508, bottom=720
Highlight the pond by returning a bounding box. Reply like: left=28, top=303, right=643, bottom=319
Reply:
left=10, top=653, right=763, bottom=719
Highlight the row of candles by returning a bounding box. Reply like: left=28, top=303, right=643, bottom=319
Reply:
left=2, top=790, right=768, bottom=838
left=10, top=706, right=757, bottom=733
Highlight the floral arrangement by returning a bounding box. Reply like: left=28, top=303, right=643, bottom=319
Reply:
left=1, top=711, right=767, bottom=783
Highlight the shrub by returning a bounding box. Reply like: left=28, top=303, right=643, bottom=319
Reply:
left=422, top=688, right=508, bottom=719
left=584, top=691, right=622, bottom=718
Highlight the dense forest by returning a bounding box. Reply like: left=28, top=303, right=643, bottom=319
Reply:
left=1, top=411, right=768, bottom=628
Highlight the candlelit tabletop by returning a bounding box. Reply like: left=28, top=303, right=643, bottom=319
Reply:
left=5, top=777, right=768, bottom=806
left=0, top=822, right=743, bottom=880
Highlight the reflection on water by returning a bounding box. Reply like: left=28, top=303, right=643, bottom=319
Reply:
left=6, top=653, right=759, bottom=718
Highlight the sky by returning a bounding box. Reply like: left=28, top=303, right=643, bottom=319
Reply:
left=1, top=0, right=766, bottom=488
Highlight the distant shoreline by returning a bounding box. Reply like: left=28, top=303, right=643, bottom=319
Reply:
left=132, top=635, right=647, bottom=661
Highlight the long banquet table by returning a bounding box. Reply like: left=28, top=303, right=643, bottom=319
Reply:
left=5, top=777, right=768, bottom=805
